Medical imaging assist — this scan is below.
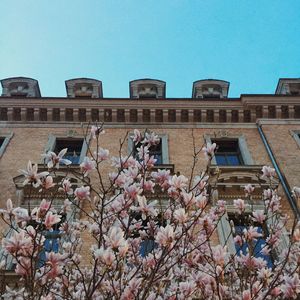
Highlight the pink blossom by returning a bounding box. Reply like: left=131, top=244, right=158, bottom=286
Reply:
left=233, top=198, right=245, bottom=214
left=19, top=161, right=49, bottom=187
left=12, top=207, right=29, bottom=223
left=202, top=142, right=217, bottom=160
left=244, top=184, right=254, bottom=195
left=174, top=208, right=188, bottom=224
left=252, top=210, right=266, bottom=223
left=95, top=148, right=110, bottom=161
left=15, top=257, right=32, bottom=276
left=2, top=230, right=32, bottom=254
left=90, top=125, right=104, bottom=138
left=144, top=132, right=160, bottom=146
left=261, top=166, right=276, bottom=180
left=94, top=248, right=114, bottom=266
left=169, top=175, right=188, bottom=190
left=44, top=211, right=61, bottom=229
left=80, top=156, right=96, bottom=176
left=242, top=290, right=251, bottom=300
left=74, top=186, right=90, bottom=201
left=244, top=226, right=262, bottom=241
left=40, top=175, right=55, bottom=190
left=151, top=169, right=170, bottom=190
left=195, top=194, right=208, bottom=209
left=105, top=227, right=126, bottom=250
left=42, top=149, right=72, bottom=168
left=59, top=178, right=73, bottom=195
left=156, top=225, right=175, bottom=247
left=132, top=129, right=142, bottom=144
left=132, top=196, right=157, bottom=220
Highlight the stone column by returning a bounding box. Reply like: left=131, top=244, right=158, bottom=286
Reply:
left=262, top=105, right=268, bottom=118
left=226, top=110, right=232, bottom=123
left=125, top=109, right=130, bottom=123
left=214, top=110, right=219, bottom=123
left=60, top=108, right=66, bottom=122
left=98, top=109, right=103, bottom=122
left=21, top=108, right=27, bottom=121
left=111, top=109, right=117, bottom=122
left=73, top=108, right=79, bottom=122
left=33, top=108, right=39, bottom=121
left=288, top=105, right=295, bottom=119
left=275, top=105, right=282, bottom=119
left=47, top=108, right=52, bottom=122
left=86, top=108, right=92, bottom=122
left=238, top=110, right=244, bottom=122
left=176, top=110, right=181, bottom=122
left=188, top=109, right=194, bottom=123
left=150, top=109, right=156, bottom=122
left=137, top=109, right=143, bottom=123
left=7, top=108, right=13, bottom=121
left=163, top=109, right=169, bottom=123
left=201, top=109, right=207, bottom=122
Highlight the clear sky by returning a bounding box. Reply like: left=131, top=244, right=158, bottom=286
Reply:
left=0, top=0, right=300, bottom=98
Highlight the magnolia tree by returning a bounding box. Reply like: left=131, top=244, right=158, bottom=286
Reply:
left=1, top=126, right=300, bottom=300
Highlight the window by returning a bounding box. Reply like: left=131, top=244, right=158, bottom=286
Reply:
left=0, top=133, right=13, bottom=158
left=205, top=134, right=253, bottom=166
left=128, top=134, right=169, bottom=165
left=54, top=138, right=84, bottom=165
left=212, top=139, right=243, bottom=166
left=229, top=214, right=273, bottom=268
left=217, top=205, right=289, bottom=264
left=38, top=230, right=60, bottom=267
left=44, top=133, right=90, bottom=165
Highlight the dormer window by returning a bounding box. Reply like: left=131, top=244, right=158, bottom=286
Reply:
left=275, top=78, right=300, bottom=95
left=1, top=77, right=41, bottom=97
left=65, top=78, right=103, bottom=98
left=138, top=84, right=158, bottom=99
left=192, top=79, right=229, bottom=99
left=130, top=79, right=166, bottom=99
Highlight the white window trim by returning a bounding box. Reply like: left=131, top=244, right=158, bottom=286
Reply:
left=128, top=133, right=169, bottom=164
left=291, top=130, right=300, bottom=149
left=204, top=134, right=253, bottom=165
left=44, top=133, right=91, bottom=164
left=217, top=204, right=289, bottom=257
left=0, top=132, right=13, bottom=158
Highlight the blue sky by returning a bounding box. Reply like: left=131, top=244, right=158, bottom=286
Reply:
left=0, top=0, right=299, bottom=98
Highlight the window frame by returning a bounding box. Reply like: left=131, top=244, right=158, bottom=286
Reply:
left=291, top=130, right=300, bottom=149
left=0, top=132, right=13, bottom=158
left=205, top=134, right=253, bottom=165
left=44, top=133, right=90, bottom=165
left=128, top=133, right=169, bottom=164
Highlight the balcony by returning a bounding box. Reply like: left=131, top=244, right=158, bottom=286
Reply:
left=208, top=165, right=278, bottom=201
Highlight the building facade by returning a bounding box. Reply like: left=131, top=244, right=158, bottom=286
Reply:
left=0, top=76, right=300, bottom=289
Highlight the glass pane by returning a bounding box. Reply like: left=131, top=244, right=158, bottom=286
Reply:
left=140, top=240, right=156, bottom=257
left=215, top=155, right=227, bottom=165
left=227, top=155, right=240, bottom=166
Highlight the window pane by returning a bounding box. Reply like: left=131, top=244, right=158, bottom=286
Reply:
left=140, top=240, right=156, bottom=257
left=234, top=224, right=273, bottom=268
left=215, top=155, right=227, bottom=165
left=227, top=155, right=241, bottom=166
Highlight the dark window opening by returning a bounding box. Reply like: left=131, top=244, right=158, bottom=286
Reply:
left=229, top=214, right=273, bottom=268
left=212, top=139, right=243, bottom=166
left=54, top=138, right=83, bottom=164
left=133, top=139, right=162, bottom=165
